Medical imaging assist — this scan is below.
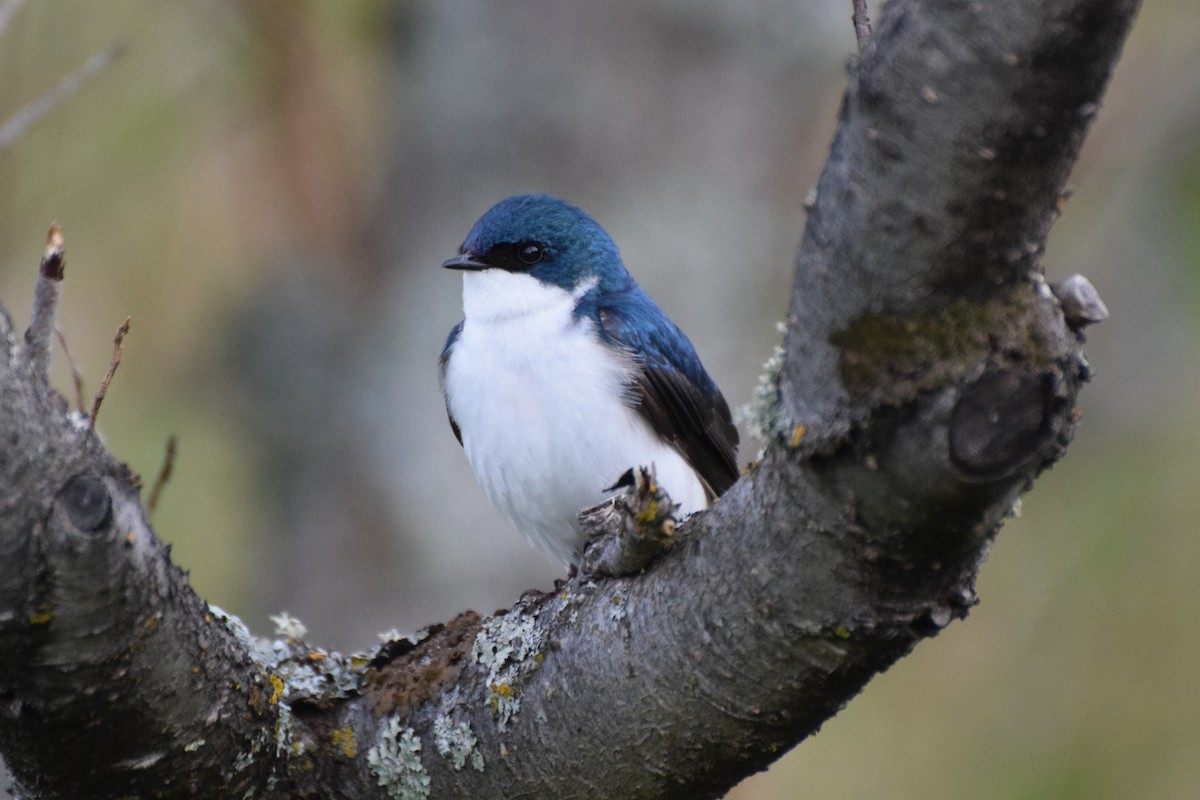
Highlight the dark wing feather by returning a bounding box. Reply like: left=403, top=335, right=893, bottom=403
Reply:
left=597, top=293, right=739, bottom=498
left=439, top=322, right=464, bottom=446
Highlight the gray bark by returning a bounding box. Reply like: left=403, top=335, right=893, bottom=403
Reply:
left=0, top=0, right=1138, bottom=797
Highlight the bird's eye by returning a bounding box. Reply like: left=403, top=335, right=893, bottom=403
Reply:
left=518, top=243, right=544, bottom=265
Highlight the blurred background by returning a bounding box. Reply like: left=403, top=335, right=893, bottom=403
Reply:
left=1, top=1, right=1196, bottom=797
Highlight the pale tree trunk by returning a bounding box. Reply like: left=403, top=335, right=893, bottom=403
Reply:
left=0, top=0, right=1136, bottom=797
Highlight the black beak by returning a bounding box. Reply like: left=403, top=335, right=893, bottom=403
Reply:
left=442, top=253, right=490, bottom=271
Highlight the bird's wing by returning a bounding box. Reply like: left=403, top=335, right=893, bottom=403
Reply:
left=439, top=321, right=464, bottom=446
left=596, top=291, right=739, bottom=498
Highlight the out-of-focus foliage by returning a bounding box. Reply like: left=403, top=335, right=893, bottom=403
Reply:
left=0, top=1, right=1196, bottom=798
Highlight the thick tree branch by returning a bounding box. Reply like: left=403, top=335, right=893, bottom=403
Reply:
left=0, top=310, right=279, bottom=797
left=777, top=0, right=1135, bottom=450
left=0, top=0, right=1137, bottom=797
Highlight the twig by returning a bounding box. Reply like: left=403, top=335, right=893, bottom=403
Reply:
left=146, top=434, right=178, bottom=516
left=0, top=0, right=27, bottom=38
left=25, top=225, right=65, bottom=381
left=89, top=317, right=131, bottom=430
left=0, top=45, right=124, bottom=153
left=55, top=328, right=88, bottom=412
left=852, top=0, right=872, bottom=52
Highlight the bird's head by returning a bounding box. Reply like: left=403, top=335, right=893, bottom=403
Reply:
left=443, top=195, right=632, bottom=296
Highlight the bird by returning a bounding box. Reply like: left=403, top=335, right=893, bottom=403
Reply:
left=439, top=194, right=739, bottom=567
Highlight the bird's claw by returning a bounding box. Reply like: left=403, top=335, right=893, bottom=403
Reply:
left=578, top=465, right=679, bottom=578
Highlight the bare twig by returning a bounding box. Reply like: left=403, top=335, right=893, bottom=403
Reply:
left=0, top=45, right=124, bottom=153
left=89, top=317, right=131, bottom=430
left=55, top=328, right=88, bottom=412
left=146, top=434, right=178, bottom=516
left=0, top=0, right=27, bottom=38
left=852, top=0, right=872, bottom=51
left=24, top=225, right=65, bottom=381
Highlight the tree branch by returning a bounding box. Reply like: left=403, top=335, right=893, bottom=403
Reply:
left=0, top=0, right=27, bottom=39
left=25, top=225, right=65, bottom=381
left=0, top=46, right=124, bottom=154
left=0, top=0, right=1138, bottom=797
left=851, top=0, right=872, bottom=52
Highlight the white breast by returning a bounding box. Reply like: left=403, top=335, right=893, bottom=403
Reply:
left=444, top=270, right=708, bottom=566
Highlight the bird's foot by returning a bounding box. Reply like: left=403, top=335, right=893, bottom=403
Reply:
left=578, top=465, right=679, bottom=578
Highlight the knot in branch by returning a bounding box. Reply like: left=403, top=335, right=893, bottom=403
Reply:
left=58, top=473, right=112, bottom=533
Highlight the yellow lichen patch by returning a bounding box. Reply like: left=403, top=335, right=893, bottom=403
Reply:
left=834, top=625, right=852, bottom=639
left=634, top=499, right=660, bottom=524
left=143, top=612, right=162, bottom=631
left=332, top=726, right=357, bottom=758
left=28, top=607, right=52, bottom=625
left=488, top=683, right=515, bottom=715
left=268, top=673, right=285, bottom=705
left=790, top=423, right=807, bottom=448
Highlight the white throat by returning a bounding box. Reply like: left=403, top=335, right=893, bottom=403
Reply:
left=461, top=269, right=595, bottom=324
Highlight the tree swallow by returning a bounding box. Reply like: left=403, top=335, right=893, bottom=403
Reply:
left=440, top=194, right=739, bottom=567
